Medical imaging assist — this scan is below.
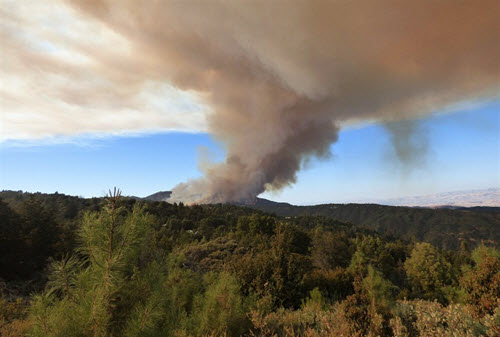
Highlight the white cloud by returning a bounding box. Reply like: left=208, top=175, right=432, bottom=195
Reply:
left=0, top=0, right=208, bottom=142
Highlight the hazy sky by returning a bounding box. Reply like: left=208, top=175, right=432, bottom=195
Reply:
left=1, top=1, right=499, bottom=204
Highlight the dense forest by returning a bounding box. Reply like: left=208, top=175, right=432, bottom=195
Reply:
left=248, top=198, right=500, bottom=250
left=0, top=190, right=499, bottom=336
left=143, top=191, right=500, bottom=250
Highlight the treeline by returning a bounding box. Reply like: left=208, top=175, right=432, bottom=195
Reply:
left=0, top=191, right=103, bottom=285
left=0, top=190, right=499, bottom=336
left=250, top=199, right=500, bottom=250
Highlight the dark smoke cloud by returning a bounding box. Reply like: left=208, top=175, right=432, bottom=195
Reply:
left=66, top=0, right=500, bottom=203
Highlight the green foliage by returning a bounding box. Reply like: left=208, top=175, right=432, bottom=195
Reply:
left=461, top=245, right=500, bottom=317
left=236, top=214, right=275, bottom=237
left=196, top=272, right=250, bottom=336
left=46, top=256, right=81, bottom=299
left=1, top=190, right=499, bottom=336
left=311, top=228, right=352, bottom=270
left=0, top=198, right=24, bottom=279
left=0, top=191, right=104, bottom=286
left=28, top=189, right=155, bottom=337
left=347, top=235, right=407, bottom=290
left=230, top=222, right=313, bottom=309
left=391, top=300, right=498, bottom=337
left=341, top=276, right=388, bottom=337
left=303, top=267, right=353, bottom=303
left=250, top=198, right=500, bottom=250
left=302, top=287, right=325, bottom=312
left=0, top=197, right=60, bottom=281
left=471, top=243, right=500, bottom=265
left=404, top=242, right=452, bottom=303
left=362, top=265, right=398, bottom=310
left=0, top=295, right=30, bottom=337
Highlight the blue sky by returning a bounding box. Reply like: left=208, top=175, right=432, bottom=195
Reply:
left=1, top=101, right=498, bottom=204
left=1, top=1, right=499, bottom=205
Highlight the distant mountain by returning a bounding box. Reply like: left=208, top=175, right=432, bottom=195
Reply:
left=143, top=188, right=500, bottom=207
left=143, top=191, right=172, bottom=201
left=379, top=188, right=500, bottom=207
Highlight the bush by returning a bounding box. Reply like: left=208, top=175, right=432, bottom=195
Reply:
left=391, top=300, right=496, bottom=337
left=461, top=245, right=500, bottom=317
left=196, top=272, right=250, bottom=336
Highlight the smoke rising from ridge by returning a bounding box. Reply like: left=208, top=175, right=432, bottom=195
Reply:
left=65, top=0, right=500, bottom=203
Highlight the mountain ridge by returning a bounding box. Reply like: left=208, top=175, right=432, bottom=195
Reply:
left=2, top=190, right=498, bottom=250
left=142, top=189, right=500, bottom=249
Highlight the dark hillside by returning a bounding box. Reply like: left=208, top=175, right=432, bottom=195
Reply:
left=143, top=191, right=172, bottom=201
left=2, top=190, right=498, bottom=253
left=249, top=199, right=500, bottom=250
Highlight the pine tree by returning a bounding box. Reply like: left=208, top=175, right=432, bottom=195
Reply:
left=29, top=188, right=154, bottom=337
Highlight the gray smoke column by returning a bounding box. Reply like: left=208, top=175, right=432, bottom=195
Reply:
left=68, top=0, right=500, bottom=203
left=384, top=120, right=429, bottom=169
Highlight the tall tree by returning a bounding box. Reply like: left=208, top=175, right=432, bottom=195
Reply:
left=404, top=242, right=452, bottom=302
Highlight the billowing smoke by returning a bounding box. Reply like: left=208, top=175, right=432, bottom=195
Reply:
left=68, top=0, right=500, bottom=203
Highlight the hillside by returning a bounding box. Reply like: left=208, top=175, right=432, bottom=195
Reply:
left=2, top=190, right=498, bottom=252
left=143, top=191, right=172, bottom=201
left=1, top=189, right=499, bottom=336
left=140, top=191, right=500, bottom=250
left=249, top=199, right=500, bottom=249
left=145, top=190, right=500, bottom=249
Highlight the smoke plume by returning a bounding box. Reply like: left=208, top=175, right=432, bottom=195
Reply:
left=384, top=120, right=429, bottom=169
left=66, top=0, right=500, bottom=203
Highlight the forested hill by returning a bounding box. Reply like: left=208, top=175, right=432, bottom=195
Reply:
left=1, top=190, right=498, bottom=252
left=140, top=191, right=500, bottom=249
left=1, top=189, right=499, bottom=336
left=249, top=198, right=500, bottom=250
